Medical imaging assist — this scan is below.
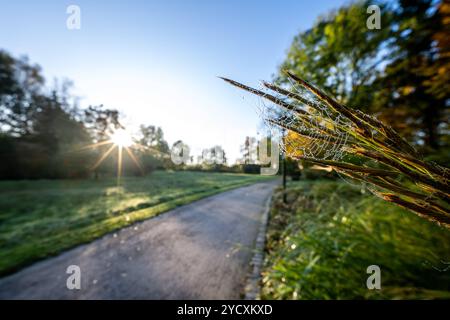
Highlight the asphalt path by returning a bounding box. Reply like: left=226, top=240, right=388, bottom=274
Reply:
left=0, top=180, right=278, bottom=299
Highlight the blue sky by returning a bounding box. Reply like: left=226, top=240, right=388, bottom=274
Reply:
left=0, top=0, right=347, bottom=163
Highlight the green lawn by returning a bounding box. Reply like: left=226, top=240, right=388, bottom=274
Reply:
left=262, top=179, right=450, bottom=300
left=0, top=171, right=273, bottom=276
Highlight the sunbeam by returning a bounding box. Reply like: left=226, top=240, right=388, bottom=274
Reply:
left=91, top=144, right=116, bottom=171
left=80, top=128, right=148, bottom=185
left=125, top=146, right=144, bottom=175
left=117, top=145, right=123, bottom=186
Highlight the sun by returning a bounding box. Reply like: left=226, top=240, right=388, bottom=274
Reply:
left=111, top=129, right=133, bottom=147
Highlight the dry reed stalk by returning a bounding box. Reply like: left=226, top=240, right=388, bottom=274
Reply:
left=221, top=72, right=450, bottom=229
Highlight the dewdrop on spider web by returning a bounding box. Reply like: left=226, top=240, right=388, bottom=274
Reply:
left=252, top=81, right=362, bottom=188
left=255, top=83, right=351, bottom=163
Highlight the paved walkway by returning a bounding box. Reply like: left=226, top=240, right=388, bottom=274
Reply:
left=0, top=180, right=278, bottom=299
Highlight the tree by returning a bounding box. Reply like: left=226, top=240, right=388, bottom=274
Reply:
left=0, top=51, right=93, bottom=178
left=32, top=94, right=92, bottom=178
left=83, top=104, right=122, bottom=142
left=237, top=137, right=260, bottom=174
left=169, top=140, right=190, bottom=169
left=418, top=0, right=450, bottom=100
left=134, top=124, right=171, bottom=173
left=277, top=0, right=448, bottom=152
left=201, top=145, right=226, bottom=165
left=277, top=0, right=393, bottom=108
left=198, top=145, right=227, bottom=172
left=0, top=50, right=45, bottom=137
left=138, top=124, right=169, bottom=154
left=239, top=136, right=257, bottom=164
left=374, top=0, right=448, bottom=150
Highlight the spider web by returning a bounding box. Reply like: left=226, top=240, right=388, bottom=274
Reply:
left=254, top=79, right=353, bottom=162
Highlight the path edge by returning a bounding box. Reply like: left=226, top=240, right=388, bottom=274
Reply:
left=244, top=190, right=274, bottom=300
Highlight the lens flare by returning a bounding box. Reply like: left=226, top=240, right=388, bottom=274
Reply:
left=111, top=129, right=133, bottom=147
left=72, top=127, right=151, bottom=185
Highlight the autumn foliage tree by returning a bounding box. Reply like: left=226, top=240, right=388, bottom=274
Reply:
left=277, top=0, right=448, bottom=155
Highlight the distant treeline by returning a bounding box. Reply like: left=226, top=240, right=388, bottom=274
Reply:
left=0, top=50, right=182, bottom=179
left=0, top=50, right=267, bottom=179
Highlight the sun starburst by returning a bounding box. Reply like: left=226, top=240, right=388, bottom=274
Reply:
left=75, top=128, right=144, bottom=185
left=111, top=129, right=133, bottom=147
